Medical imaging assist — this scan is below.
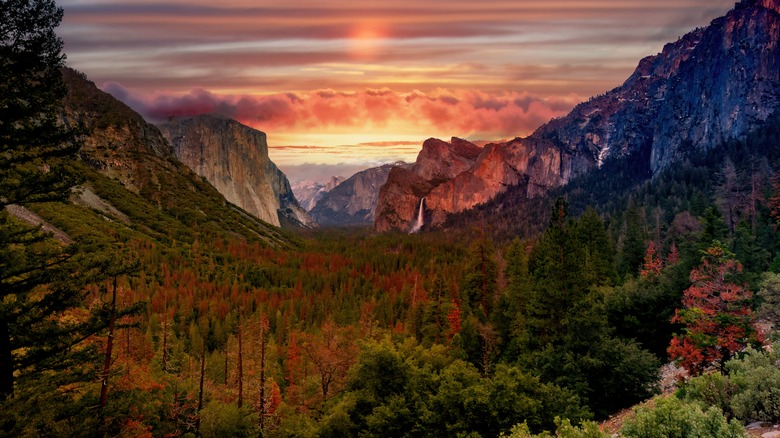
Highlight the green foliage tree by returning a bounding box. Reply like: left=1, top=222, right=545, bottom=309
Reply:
left=502, top=418, right=607, bottom=438
left=0, top=0, right=89, bottom=400
left=758, top=273, right=780, bottom=340
left=462, top=237, right=498, bottom=319
left=618, top=199, right=646, bottom=278
left=518, top=200, right=659, bottom=417
left=324, top=339, right=588, bottom=437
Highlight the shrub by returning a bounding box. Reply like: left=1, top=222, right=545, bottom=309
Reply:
left=501, top=418, right=607, bottom=438
left=621, top=397, right=746, bottom=438
left=681, top=346, right=780, bottom=423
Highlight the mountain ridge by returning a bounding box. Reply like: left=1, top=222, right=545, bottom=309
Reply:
left=374, top=0, right=780, bottom=232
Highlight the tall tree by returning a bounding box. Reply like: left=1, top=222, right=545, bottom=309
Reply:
left=715, top=158, right=744, bottom=236
left=0, top=0, right=103, bottom=402
left=619, top=199, right=646, bottom=278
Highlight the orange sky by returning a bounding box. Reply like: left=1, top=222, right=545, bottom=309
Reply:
left=59, top=0, right=734, bottom=181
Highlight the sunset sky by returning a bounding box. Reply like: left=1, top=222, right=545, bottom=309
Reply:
left=58, top=0, right=734, bottom=182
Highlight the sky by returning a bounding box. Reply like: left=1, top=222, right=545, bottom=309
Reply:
left=58, top=0, right=735, bottom=182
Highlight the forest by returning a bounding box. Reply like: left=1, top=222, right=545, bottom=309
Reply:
left=3, top=1, right=780, bottom=437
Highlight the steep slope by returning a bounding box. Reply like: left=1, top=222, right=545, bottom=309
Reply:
left=375, top=0, right=780, bottom=232
left=311, top=162, right=410, bottom=226
left=157, top=115, right=315, bottom=228
left=533, top=0, right=780, bottom=172
left=293, top=176, right=345, bottom=212
left=60, top=68, right=294, bottom=247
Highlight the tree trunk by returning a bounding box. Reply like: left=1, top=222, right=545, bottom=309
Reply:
left=0, top=319, right=13, bottom=400
left=100, top=277, right=118, bottom=411
left=259, top=318, right=267, bottom=432
left=237, top=317, right=243, bottom=409
left=435, top=282, right=441, bottom=344
left=197, top=338, right=206, bottom=430
left=162, top=309, right=169, bottom=372
left=224, top=342, right=229, bottom=386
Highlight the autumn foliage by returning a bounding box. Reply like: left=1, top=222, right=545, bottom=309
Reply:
left=668, top=243, right=759, bottom=375
left=640, top=241, right=664, bottom=279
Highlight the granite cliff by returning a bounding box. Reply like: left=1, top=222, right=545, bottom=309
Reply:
left=375, top=0, right=780, bottom=232
left=158, top=115, right=315, bottom=228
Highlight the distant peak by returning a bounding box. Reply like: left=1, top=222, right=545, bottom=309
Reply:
left=738, top=0, right=780, bottom=13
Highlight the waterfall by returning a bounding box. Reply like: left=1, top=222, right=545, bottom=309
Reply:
left=410, top=197, right=425, bottom=233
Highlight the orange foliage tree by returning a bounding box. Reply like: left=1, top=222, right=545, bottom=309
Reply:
left=668, top=242, right=759, bottom=375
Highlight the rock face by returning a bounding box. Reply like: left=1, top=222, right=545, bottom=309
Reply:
left=374, top=0, right=780, bottom=232
left=61, top=68, right=178, bottom=193
left=293, top=176, right=345, bottom=212
left=534, top=0, right=780, bottom=173
left=158, top=115, right=315, bottom=228
left=311, top=162, right=410, bottom=226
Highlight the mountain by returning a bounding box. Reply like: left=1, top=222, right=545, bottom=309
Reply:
left=59, top=67, right=295, bottom=247
left=293, top=176, right=345, bottom=211
left=310, top=162, right=410, bottom=226
left=374, top=138, right=483, bottom=232
left=375, top=0, right=780, bottom=232
left=157, top=115, right=315, bottom=228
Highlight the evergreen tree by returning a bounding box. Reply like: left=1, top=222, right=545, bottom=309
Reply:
left=462, top=237, right=498, bottom=320
left=0, top=0, right=110, bottom=408
left=618, top=199, right=646, bottom=278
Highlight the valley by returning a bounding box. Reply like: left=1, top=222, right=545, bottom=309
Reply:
left=2, top=0, right=780, bottom=437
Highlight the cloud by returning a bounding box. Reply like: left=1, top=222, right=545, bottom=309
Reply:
left=104, top=83, right=582, bottom=141
left=60, top=0, right=735, bottom=100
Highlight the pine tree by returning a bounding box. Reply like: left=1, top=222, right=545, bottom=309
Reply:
left=0, top=0, right=100, bottom=402
left=619, top=199, right=646, bottom=278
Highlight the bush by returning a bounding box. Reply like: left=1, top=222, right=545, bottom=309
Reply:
left=501, top=418, right=607, bottom=438
left=678, top=371, right=738, bottom=419
left=621, top=397, right=746, bottom=438
left=681, top=346, right=780, bottom=423
left=726, top=347, right=780, bottom=423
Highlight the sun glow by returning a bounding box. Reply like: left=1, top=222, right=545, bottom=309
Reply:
left=349, top=23, right=386, bottom=59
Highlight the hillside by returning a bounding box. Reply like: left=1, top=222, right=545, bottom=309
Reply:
left=59, top=68, right=296, bottom=247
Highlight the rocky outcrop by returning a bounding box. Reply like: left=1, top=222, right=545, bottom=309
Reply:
left=311, top=162, right=409, bottom=226
left=158, top=115, right=315, bottom=228
left=413, top=137, right=482, bottom=182
left=374, top=0, right=780, bottom=232
left=293, top=176, right=345, bottom=211
left=62, top=68, right=178, bottom=193
left=374, top=136, right=589, bottom=231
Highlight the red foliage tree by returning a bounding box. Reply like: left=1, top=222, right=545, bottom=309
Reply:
left=446, top=299, right=462, bottom=342
left=668, top=243, right=759, bottom=375
left=640, top=241, right=663, bottom=279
